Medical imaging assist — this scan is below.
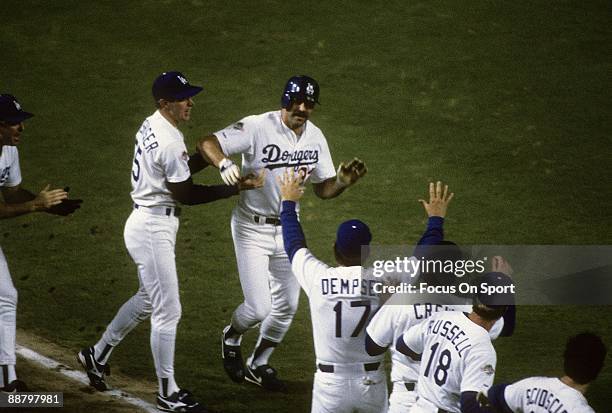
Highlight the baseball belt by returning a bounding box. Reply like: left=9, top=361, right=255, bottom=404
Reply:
left=253, top=215, right=281, bottom=226
left=134, top=204, right=181, bottom=217
left=317, top=362, right=381, bottom=374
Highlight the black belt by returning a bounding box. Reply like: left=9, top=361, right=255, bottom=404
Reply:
left=317, top=362, right=380, bottom=373
left=253, top=215, right=281, bottom=226
left=404, top=382, right=415, bottom=391
left=134, top=204, right=181, bottom=217
left=438, top=410, right=450, bottom=413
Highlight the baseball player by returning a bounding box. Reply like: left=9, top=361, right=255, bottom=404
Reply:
left=484, top=332, right=606, bottom=413
left=278, top=169, right=387, bottom=412
left=365, top=182, right=515, bottom=413
left=0, top=94, right=82, bottom=392
left=76, top=72, right=262, bottom=413
left=197, top=75, right=367, bottom=390
left=397, top=271, right=515, bottom=413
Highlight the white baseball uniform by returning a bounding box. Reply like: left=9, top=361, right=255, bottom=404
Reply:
left=501, top=377, right=594, bottom=413
left=291, top=248, right=387, bottom=413
left=0, top=146, right=22, bottom=372
left=402, top=310, right=497, bottom=413
left=367, top=298, right=504, bottom=413
left=95, top=110, right=190, bottom=390
left=215, top=111, right=335, bottom=343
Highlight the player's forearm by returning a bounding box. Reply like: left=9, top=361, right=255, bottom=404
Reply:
left=0, top=200, right=39, bottom=219
left=188, top=152, right=210, bottom=174
left=280, top=200, right=307, bottom=261
left=312, top=178, right=346, bottom=199
left=413, top=216, right=445, bottom=257
left=2, top=187, right=36, bottom=204
left=196, top=135, right=225, bottom=167
left=499, top=305, right=516, bottom=337
left=461, top=391, right=503, bottom=413
left=176, top=184, right=239, bottom=205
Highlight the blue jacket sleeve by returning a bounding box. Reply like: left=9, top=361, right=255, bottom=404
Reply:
left=280, top=200, right=307, bottom=262
left=487, top=384, right=513, bottom=413
left=413, top=216, right=445, bottom=257
left=460, top=391, right=499, bottom=413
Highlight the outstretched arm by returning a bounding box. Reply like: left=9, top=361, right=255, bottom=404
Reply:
left=167, top=170, right=264, bottom=206
left=414, top=181, right=454, bottom=256
left=196, top=134, right=240, bottom=185
left=0, top=184, right=68, bottom=219
left=313, top=158, right=367, bottom=199
left=278, top=169, right=307, bottom=262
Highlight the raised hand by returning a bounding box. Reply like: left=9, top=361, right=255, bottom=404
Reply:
left=277, top=168, right=305, bottom=202
left=336, top=158, right=367, bottom=187
left=418, top=181, right=454, bottom=218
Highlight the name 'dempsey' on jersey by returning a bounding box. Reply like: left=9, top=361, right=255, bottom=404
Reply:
left=261, top=144, right=319, bottom=169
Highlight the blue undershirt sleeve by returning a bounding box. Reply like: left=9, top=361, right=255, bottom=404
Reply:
left=280, top=200, right=307, bottom=262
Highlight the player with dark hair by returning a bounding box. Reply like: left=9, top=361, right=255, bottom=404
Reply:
left=197, top=75, right=367, bottom=390
left=76, top=72, right=262, bottom=412
left=0, top=94, right=81, bottom=392
left=484, top=332, right=606, bottom=413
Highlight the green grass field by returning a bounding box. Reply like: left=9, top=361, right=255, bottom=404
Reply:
left=2, top=0, right=611, bottom=411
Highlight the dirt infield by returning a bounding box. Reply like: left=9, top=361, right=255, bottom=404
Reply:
left=13, top=330, right=157, bottom=413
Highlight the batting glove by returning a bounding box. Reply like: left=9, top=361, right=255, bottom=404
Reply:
left=219, top=158, right=240, bottom=186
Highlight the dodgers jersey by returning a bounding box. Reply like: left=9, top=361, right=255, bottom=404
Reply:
left=502, top=377, right=594, bottom=413
left=403, top=311, right=497, bottom=413
left=215, top=111, right=336, bottom=217
left=367, top=299, right=503, bottom=385
left=0, top=146, right=22, bottom=188
left=130, top=110, right=191, bottom=207
left=291, top=248, right=383, bottom=365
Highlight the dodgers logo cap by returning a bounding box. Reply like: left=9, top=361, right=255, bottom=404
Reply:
left=0, top=94, right=34, bottom=123
left=335, top=219, right=372, bottom=258
left=152, top=71, right=203, bottom=101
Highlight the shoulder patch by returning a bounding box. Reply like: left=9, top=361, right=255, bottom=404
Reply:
left=233, top=122, right=244, bottom=131
left=182, top=151, right=189, bottom=161
left=482, top=364, right=495, bottom=375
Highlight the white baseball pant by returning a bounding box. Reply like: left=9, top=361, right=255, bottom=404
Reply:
left=0, top=247, right=17, bottom=366
left=99, top=209, right=181, bottom=379
left=311, top=367, right=388, bottom=413
left=229, top=208, right=300, bottom=343
left=388, top=381, right=418, bottom=413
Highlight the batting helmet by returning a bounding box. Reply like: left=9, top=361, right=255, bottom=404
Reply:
left=281, top=75, right=320, bottom=108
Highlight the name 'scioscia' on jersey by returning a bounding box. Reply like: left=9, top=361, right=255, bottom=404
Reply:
left=130, top=110, right=191, bottom=207
left=215, top=111, right=336, bottom=217
left=503, top=377, right=595, bottom=413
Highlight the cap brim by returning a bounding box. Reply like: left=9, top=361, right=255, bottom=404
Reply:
left=174, top=85, right=203, bottom=100
left=3, top=111, right=34, bottom=123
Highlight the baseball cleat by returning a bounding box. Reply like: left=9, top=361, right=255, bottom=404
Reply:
left=1, top=379, right=28, bottom=392
left=77, top=347, right=110, bottom=391
left=221, top=326, right=245, bottom=383
left=157, top=389, right=208, bottom=413
left=244, top=364, right=287, bottom=393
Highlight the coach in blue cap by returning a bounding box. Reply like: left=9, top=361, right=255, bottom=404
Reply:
left=0, top=93, right=82, bottom=392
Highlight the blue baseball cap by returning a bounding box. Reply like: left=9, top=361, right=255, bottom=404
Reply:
left=0, top=94, right=34, bottom=123
left=475, top=272, right=515, bottom=307
left=335, top=219, right=372, bottom=258
left=152, top=71, right=203, bottom=101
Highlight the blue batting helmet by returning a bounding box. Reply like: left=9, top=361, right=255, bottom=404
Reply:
left=281, top=75, right=320, bottom=108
